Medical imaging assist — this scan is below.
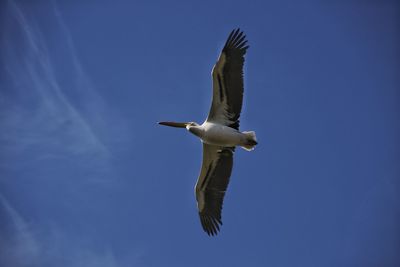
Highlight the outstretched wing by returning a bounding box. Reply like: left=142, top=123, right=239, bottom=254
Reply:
left=207, top=28, right=249, bottom=130
left=195, top=143, right=235, bottom=236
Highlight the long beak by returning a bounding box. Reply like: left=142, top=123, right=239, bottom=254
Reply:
left=158, top=121, right=189, bottom=128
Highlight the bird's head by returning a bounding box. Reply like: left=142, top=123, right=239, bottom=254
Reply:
left=158, top=121, right=194, bottom=128
left=158, top=121, right=201, bottom=136
left=158, top=121, right=199, bottom=129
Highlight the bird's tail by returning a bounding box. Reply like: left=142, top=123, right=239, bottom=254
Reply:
left=241, top=131, right=258, bottom=151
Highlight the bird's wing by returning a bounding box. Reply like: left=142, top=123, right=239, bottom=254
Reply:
left=207, top=28, right=249, bottom=130
left=195, top=143, right=235, bottom=236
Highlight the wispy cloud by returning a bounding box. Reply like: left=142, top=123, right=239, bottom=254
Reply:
left=0, top=1, right=130, bottom=177
left=0, top=195, right=41, bottom=267
left=0, top=195, right=132, bottom=267
left=0, top=3, right=142, bottom=266
left=1, top=0, right=107, bottom=155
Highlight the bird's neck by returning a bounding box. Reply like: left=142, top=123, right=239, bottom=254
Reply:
left=188, top=125, right=203, bottom=138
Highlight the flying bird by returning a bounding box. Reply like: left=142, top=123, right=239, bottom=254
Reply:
left=159, top=29, right=257, bottom=236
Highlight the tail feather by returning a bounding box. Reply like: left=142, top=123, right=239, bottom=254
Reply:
left=241, top=131, right=257, bottom=151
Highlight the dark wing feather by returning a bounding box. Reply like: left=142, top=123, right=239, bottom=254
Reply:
left=195, top=144, right=235, bottom=236
left=207, top=28, right=249, bottom=130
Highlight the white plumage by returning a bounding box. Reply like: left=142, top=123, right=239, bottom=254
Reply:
left=159, top=28, right=257, bottom=236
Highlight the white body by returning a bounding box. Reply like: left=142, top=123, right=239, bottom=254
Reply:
left=159, top=29, right=255, bottom=235
left=187, top=121, right=256, bottom=149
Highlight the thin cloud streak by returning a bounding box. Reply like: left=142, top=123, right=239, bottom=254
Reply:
left=0, top=195, right=129, bottom=267
left=7, top=0, right=108, bottom=155
left=0, top=195, right=40, bottom=267
left=0, top=0, right=134, bottom=177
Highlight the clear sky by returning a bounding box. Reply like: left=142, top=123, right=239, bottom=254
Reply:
left=1, top=0, right=399, bottom=266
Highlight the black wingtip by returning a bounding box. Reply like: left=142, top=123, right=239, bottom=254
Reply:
left=200, top=213, right=223, bottom=237
left=223, top=28, right=249, bottom=53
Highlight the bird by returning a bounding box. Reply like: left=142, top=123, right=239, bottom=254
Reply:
left=158, top=28, right=257, bottom=236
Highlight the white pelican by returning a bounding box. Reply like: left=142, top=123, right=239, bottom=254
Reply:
left=159, top=29, right=257, bottom=236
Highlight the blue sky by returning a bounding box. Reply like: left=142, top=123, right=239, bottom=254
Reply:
left=1, top=0, right=399, bottom=266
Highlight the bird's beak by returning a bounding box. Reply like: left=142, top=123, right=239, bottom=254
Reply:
left=158, top=121, right=189, bottom=128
